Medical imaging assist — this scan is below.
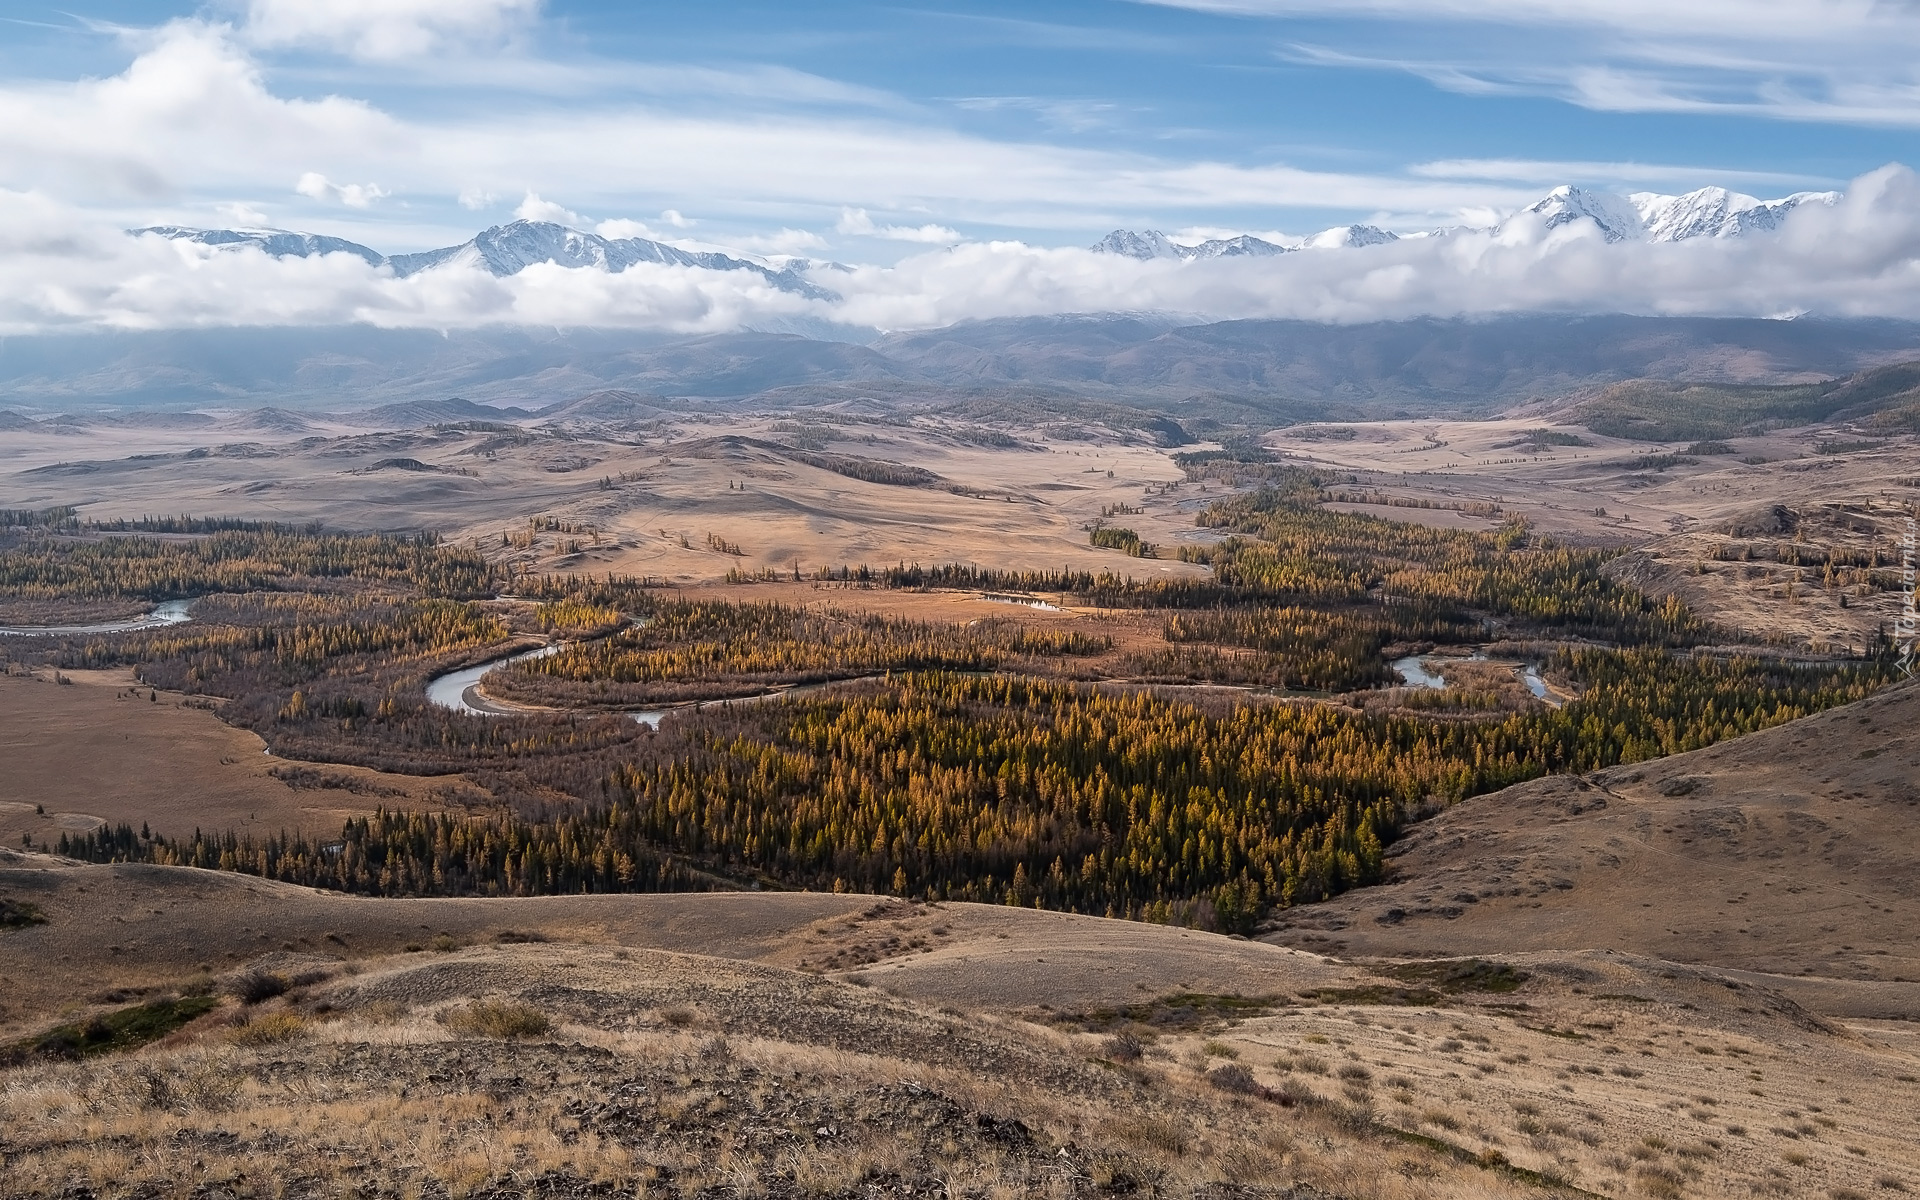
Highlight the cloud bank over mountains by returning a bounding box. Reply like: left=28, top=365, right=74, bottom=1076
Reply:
left=2, top=167, right=1919, bottom=335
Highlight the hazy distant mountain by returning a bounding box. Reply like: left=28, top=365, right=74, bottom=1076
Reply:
left=8, top=315, right=1920, bottom=417
left=341, top=397, right=537, bottom=428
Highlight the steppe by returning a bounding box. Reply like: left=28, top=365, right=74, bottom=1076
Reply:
left=5, top=388, right=1920, bottom=1198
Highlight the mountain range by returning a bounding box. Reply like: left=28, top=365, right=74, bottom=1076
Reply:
left=134, top=184, right=1846, bottom=284
left=1091, top=184, right=1840, bottom=259
left=135, top=221, right=836, bottom=300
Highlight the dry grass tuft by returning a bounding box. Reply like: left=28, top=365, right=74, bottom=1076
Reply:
left=228, top=1011, right=307, bottom=1046
left=438, top=999, right=551, bottom=1039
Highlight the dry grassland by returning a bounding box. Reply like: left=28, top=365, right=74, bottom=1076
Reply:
left=1266, top=678, right=1920, bottom=1007
left=1269, top=417, right=1920, bottom=649
left=0, top=667, right=441, bottom=849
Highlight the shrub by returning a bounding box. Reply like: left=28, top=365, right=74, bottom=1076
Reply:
left=440, top=999, right=550, bottom=1039
left=224, top=971, right=289, bottom=1006
left=1207, top=1064, right=1259, bottom=1095
left=1102, top=1032, right=1143, bottom=1063
left=0, top=898, right=48, bottom=929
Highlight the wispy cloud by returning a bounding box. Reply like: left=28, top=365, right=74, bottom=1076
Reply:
left=1409, top=159, right=1833, bottom=190
left=1144, top=0, right=1920, bottom=128
left=0, top=22, right=1541, bottom=241
left=242, top=0, right=541, bottom=61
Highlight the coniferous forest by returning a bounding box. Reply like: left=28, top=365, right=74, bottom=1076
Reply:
left=3, top=485, right=1901, bottom=932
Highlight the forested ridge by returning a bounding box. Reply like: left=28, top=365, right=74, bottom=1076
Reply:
left=5, top=496, right=1899, bottom=930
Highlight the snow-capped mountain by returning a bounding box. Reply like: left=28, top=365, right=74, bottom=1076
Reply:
left=1187, top=235, right=1290, bottom=258
left=1302, top=224, right=1399, bottom=250
left=1516, top=186, right=1645, bottom=243
left=136, top=226, right=386, bottom=267
left=1631, top=187, right=1840, bottom=242
left=133, top=221, right=835, bottom=301
left=1091, top=182, right=1843, bottom=260
left=1091, top=229, right=1289, bottom=259
left=1091, top=230, right=1188, bottom=259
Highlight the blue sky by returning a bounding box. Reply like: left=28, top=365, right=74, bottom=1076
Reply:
left=2, top=0, right=1916, bottom=256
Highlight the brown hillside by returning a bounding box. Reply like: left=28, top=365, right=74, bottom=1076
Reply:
left=1266, top=678, right=1920, bottom=1017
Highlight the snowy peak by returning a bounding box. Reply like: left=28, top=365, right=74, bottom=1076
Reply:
left=1519, top=185, right=1646, bottom=242
left=1092, top=230, right=1187, bottom=260
left=1091, top=229, right=1290, bottom=260
left=1628, top=186, right=1838, bottom=242
left=1188, top=234, right=1290, bottom=259
left=1303, top=224, right=1399, bottom=250
left=1632, top=186, right=1761, bottom=242
left=1514, top=184, right=1840, bottom=244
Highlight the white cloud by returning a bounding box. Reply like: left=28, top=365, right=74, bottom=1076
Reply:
left=0, top=23, right=1538, bottom=236
left=457, top=187, right=496, bottom=211
left=295, top=171, right=389, bottom=208
left=837, top=208, right=964, bottom=244
left=244, top=0, right=541, bottom=61
left=514, top=193, right=587, bottom=226
left=6, top=166, right=1920, bottom=338
left=659, top=209, right=693, bottom=228
left=593, top=218, right=655, bottom=241
left=215, top=200, right=271, bottom=226
left=735, top=228, right=829, bottom=255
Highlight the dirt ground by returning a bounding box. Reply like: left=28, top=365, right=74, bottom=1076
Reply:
left=3, top=858, right=1916, bottom=1198
left=0, top=667, right=442, bottom=847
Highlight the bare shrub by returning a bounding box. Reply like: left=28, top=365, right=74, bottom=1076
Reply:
left=1102, top=1032, right=1143, bottom=1063
left=224, top=971, right=288, bottom=1006
left=1207, top=1064, right=1259, bottom=1095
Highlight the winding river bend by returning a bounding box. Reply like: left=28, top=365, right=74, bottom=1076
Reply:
left=1390, top=652, right=1558, bottom=706
left=423, top=643, right=862, bottom=729
left=0, top=598, right=195, bottom=637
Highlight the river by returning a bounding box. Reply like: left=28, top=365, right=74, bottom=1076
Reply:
left=1390, top=652, right=1556, bottom=705
left=0, top=598, right=195, bottom=637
